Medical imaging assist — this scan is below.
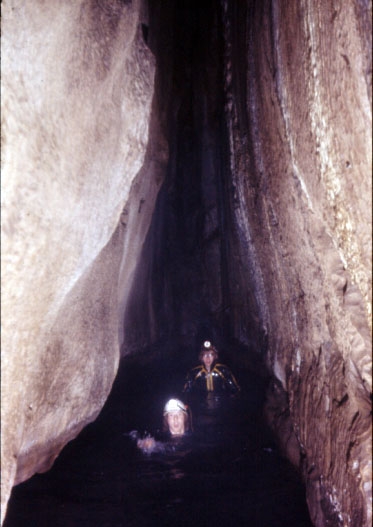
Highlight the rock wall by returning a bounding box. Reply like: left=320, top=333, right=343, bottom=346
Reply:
left=1, top=0, right=164, bottom=521
left=221, top=2, right=372, bottom=525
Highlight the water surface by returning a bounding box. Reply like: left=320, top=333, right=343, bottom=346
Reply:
left=4, top=354, right=313, bottom=527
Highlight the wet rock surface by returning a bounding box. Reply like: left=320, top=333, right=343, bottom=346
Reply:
left=220, top=3, right=372, bottom=525
left=4, top=353, right=312, bottom=527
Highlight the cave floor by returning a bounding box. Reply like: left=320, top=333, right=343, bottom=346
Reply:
left=4, top=349, right=313, bottom=527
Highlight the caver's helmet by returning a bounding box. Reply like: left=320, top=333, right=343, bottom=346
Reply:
left=162, top=398, right=191, bottom=433
left=198, top=340, right=218, bottom=362
left=163, top=398, right=187, bottom=415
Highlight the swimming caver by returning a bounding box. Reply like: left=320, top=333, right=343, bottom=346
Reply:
left=135, top=398, right=192, bottom=454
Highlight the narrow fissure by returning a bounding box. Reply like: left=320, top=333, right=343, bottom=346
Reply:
left=4, top=2, right=314, bottom=526
left=2, top=1, right=371, bottom=526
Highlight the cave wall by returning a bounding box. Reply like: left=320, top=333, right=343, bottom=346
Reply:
left=123, top=1, right=372, bottom=526
left=222, top=1, right=372, bottom=526
left=1, top=0, right=165, bottom=521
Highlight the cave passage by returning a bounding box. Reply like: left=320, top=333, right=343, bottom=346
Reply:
left=4, top=346, right=313, bottom=527
left=3, top=0, right=370, bottom=525
left=4, top=2, right=314, bottom=525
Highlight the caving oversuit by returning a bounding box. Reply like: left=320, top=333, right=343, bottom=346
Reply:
left=183, top=363, right=240, bottom=396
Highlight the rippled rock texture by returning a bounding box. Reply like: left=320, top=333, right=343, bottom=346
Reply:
left=221, top=2, right=372, bottom=526
left=1, top=0, right=166, bottom=520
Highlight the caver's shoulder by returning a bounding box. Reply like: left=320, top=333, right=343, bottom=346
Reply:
left=214, top=363, right=229, bottom=370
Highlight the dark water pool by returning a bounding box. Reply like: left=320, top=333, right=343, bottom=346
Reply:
left=4, top=354, right=313, bottom=527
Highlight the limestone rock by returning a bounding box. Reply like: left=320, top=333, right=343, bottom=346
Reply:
left=220, top=2, right=372, bottom=525
left=1, top=0, right=161, bottom=520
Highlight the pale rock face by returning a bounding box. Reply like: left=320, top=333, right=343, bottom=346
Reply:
left=1, top=0, right=163, bottom=521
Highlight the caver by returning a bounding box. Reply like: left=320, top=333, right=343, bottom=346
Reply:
left=183, top=341, right=240, bottom=397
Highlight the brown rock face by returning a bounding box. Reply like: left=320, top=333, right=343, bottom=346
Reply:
left=221, top=3, right=372, bottom=526
left=1, top=1, right=371, bottom=526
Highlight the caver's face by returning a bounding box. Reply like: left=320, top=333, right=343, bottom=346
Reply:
left=167, top=411, right=185, bottom=436
left=202, top=351, right=215, bottom=371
